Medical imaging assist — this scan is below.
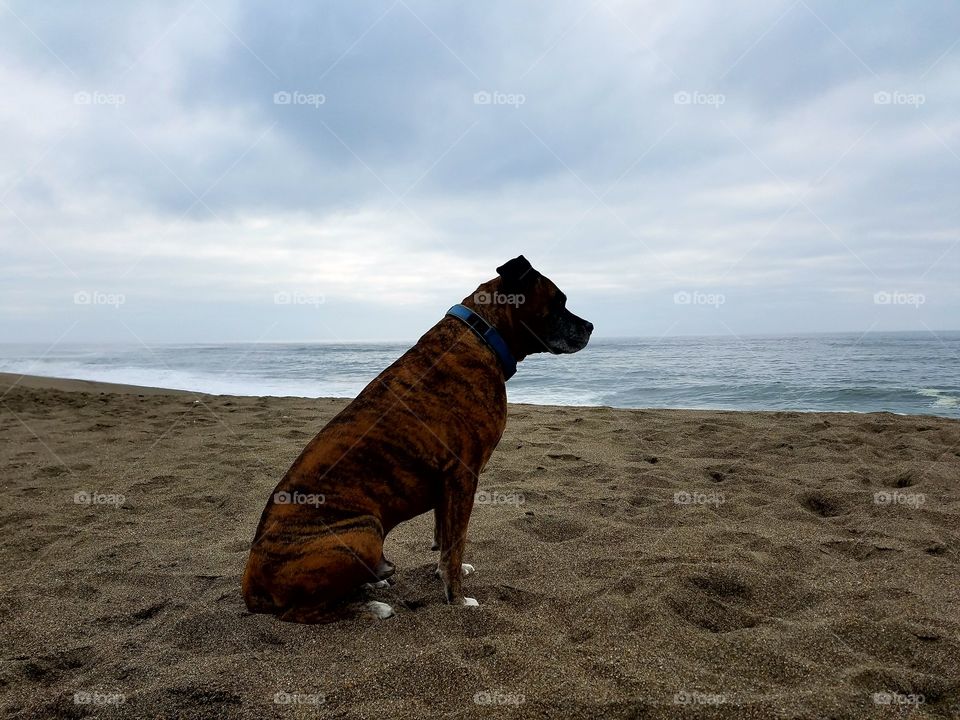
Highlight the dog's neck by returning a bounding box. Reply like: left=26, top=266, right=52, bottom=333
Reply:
left=459, top=286, right=532, bottom=363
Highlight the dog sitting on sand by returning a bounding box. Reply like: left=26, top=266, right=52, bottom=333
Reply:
left=242, top=255, right=592, bottom=622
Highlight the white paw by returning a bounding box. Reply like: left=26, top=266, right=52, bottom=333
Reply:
left=462, top=597, right=480, bottom=607
left=363, top=579, right=391, bottom=590
left=365, top=600, right=395, bottom=619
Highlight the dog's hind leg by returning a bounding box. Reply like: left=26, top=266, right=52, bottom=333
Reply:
left=246, top=513, right=392, bottom=623
left=375, top=554, right=395, bottom=580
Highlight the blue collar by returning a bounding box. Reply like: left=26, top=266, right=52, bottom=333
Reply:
left=446, top=304, right=517, bottom=381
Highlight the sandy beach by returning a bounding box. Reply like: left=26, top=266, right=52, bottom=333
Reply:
left=1, top=372, right=958, bottom=719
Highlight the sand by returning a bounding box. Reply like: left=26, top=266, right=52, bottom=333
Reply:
left=1, top=371, right=958, bottom=719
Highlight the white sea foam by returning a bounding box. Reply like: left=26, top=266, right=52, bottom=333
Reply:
left=917, top=388, right=959, bottom=408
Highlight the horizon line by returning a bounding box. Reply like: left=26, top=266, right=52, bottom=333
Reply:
left=3, top=328, right=960, bottom=346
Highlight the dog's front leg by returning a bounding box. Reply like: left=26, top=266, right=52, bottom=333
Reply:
left=437, top=478, right=478, bottom=607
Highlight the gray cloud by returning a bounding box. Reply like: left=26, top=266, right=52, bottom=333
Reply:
left=1, top=0, right=958, bottom=343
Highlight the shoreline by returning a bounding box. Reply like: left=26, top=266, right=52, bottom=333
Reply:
left=0, top=371, right=203, bottom=397
left=1, top=372, right=953, bottom=420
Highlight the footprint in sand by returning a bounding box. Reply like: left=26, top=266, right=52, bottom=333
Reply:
left=800, top=491, right=847, bottom=518
left=512, top=514, right=587, bottom=542
left=546, top=452, right=583, bottom=461
left=664, top=569, right=758, bottom=633
left=16, top=646, right=92, bottom=681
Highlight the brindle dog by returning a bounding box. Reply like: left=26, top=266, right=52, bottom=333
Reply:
left=242, top=256, right=592, bottom=622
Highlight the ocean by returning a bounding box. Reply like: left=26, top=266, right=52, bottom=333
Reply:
left=1, top=332, right=958, bottom=418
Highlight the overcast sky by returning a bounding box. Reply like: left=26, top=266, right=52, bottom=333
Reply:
left=2, top=0, right=958, bottom=343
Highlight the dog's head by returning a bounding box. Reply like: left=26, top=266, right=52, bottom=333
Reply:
left=466, top=255, right=593, bottom=359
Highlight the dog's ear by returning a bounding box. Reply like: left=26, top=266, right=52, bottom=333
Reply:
left=497, top=255, right=538, bottom=291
